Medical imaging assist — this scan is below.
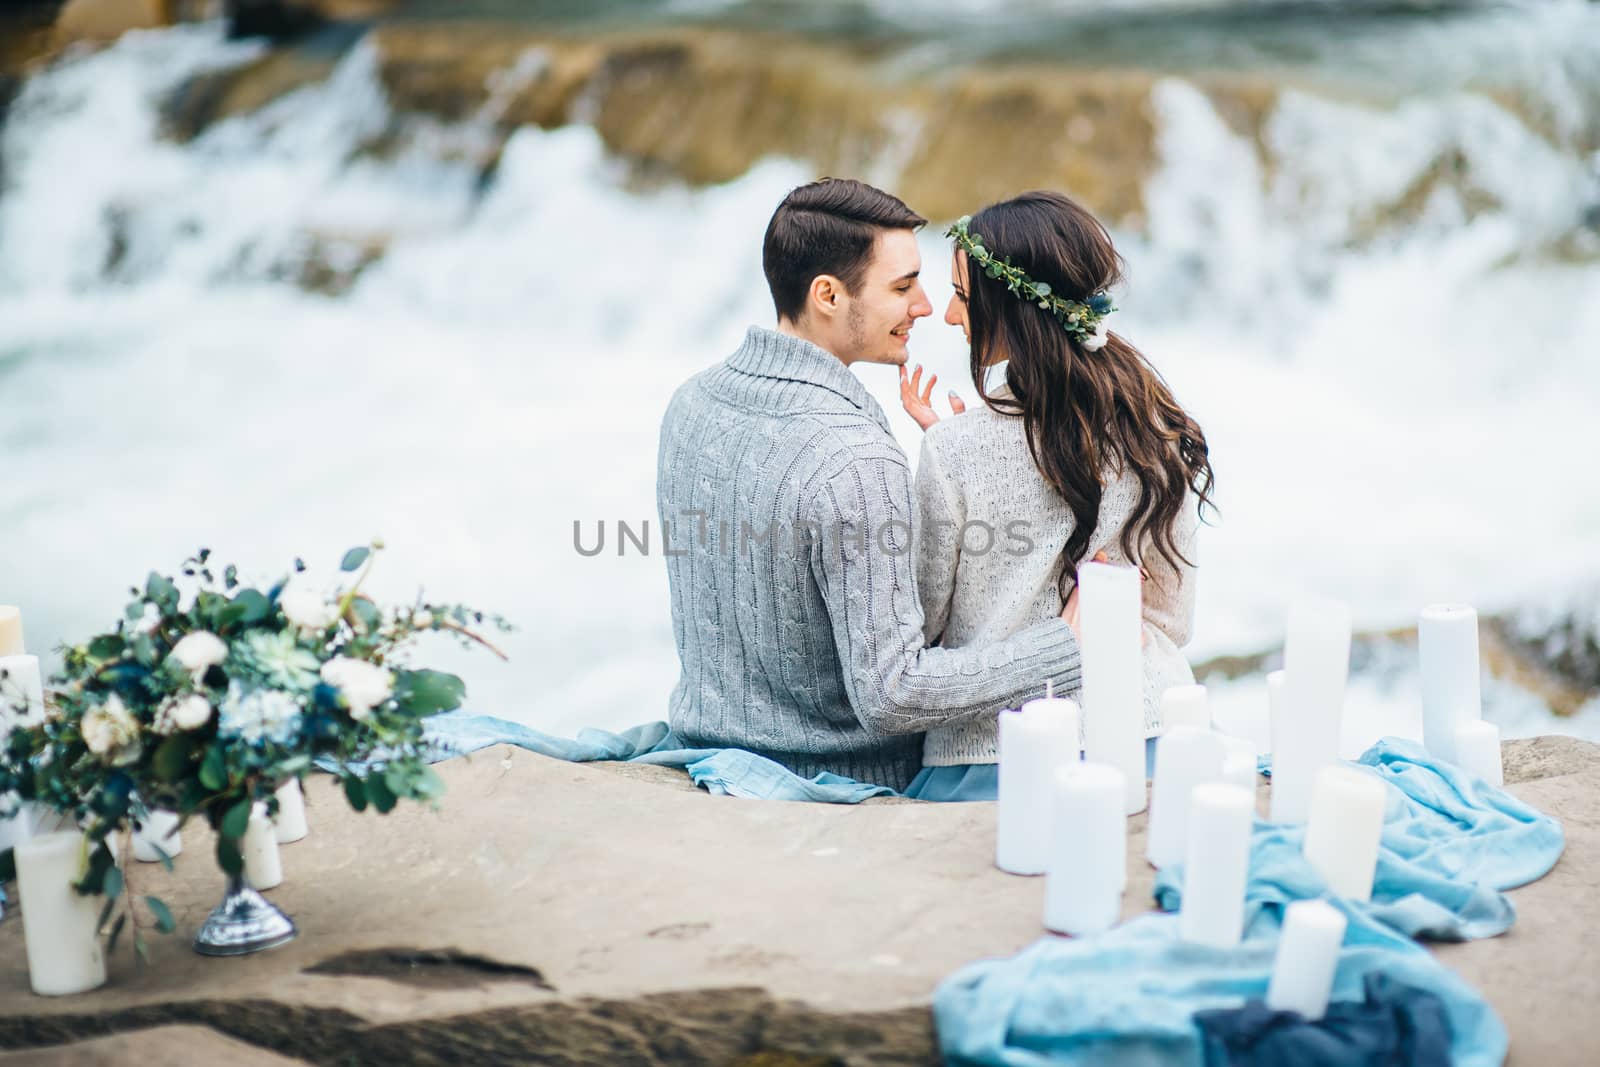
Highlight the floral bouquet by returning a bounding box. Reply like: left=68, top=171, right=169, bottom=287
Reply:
left=0, top=541, right=511, bottom=959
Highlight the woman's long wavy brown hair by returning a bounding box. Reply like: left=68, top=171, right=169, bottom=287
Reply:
left=961, top=190, right=1215, bottom=600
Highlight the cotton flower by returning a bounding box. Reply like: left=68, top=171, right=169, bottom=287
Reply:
left=153, top=693, right=212, bottom=734
left=280, top=587, right=340, bottom=633
left=218, top=683, right=303, bottom=746
left=1082, top=320, right=1110, bottom=352
left=132, top=604, right=162, bottom=636
left=82, top=694, right=142, bottom=765
left=172, top=631, right=228, bottom=675
left=320, top=657, right=393, bottom=721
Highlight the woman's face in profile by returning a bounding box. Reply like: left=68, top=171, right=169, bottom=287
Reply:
left=945, top=249, right=971, bottom=346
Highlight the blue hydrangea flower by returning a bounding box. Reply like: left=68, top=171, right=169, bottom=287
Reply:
left=218, top=682, right=303, bottom=746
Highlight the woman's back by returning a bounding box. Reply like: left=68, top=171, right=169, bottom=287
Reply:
left=913, top=389, right=1199, bottom=768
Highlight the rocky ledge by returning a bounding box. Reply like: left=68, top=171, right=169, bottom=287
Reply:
left=0, top=736, right=1597, bottom=1065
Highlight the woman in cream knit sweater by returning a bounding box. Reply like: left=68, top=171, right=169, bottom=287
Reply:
left=899, top=190, right=1216, bottom=801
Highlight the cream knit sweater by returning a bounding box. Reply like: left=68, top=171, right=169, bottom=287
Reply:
left=913, top=389, right=1199, bottom=766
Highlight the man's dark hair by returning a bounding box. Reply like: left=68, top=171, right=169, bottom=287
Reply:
left=762, top=178, right=927, bottom=323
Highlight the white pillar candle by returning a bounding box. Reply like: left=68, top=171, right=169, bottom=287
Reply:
left=274, top=779, right=309, bottom=844
left=1220, top=734, right=1259, bottom=792
left=1302, top=766, right=1386, bottom=901
left=1453, top=720, right=1504, bottom=787
left=1419, top=604, right=1482, bottom=766
left=243, top=803, right=284, bottom=890
left=1266, top=900, right=1348, bottom=1020
left=132, top=810, right=183, bottom=863
left=1265, top=670, right=1286, bottom=758
left=1271, top=601, right=1352, bottom=824
left=997, top=700, right=1081, bottom=875
left=15, top=831, right=108, bottom=996
left=1146, top=726, right=1226, bottom=869
left=1044, top=762, right=1126, bottom=936
left=1161, top=684, right=1210, bottom=732
left=1078, top=562, right=1148, bottom=813
left=0, top=605, right=24, bottom=657
left=0, top=652, right=47, bottom=730
left=1179, top=782, right=1255, bottom=949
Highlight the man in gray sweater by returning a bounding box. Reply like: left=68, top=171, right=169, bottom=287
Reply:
left=655, top=179, right=1082, bottom=791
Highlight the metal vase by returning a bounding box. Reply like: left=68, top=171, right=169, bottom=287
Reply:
left=192, top=872, right=297, bottom=956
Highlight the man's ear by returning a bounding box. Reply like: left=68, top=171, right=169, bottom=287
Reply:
left=807, top=274, right=842, bottom=321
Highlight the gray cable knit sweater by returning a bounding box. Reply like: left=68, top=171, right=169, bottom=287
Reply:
left=914, top=385, right=1200, bottom=766
left=656, top=326, right=1084, bottom=791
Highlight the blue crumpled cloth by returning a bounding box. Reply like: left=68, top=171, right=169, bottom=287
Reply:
left=933, top=738, right=1564, bottom=1067
left=411, top=712, right=900, bottom=803
left=1157, top=738, right=1563, bottom=942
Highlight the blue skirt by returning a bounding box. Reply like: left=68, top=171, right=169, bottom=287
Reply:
left=904, top=737, right=1158, bottom=802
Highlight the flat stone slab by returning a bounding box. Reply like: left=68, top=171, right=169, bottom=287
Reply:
left=0, top=737, right=1596, bottom=1065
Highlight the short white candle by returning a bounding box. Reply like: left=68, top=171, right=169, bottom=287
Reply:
left=1179, top=782, right=1255, bottom=948
left=243, top=803, right=284, bottom=890
left=1220, top=734, right=1259, bottom=792
left=996, top=699, right=1081, bottom=875
left=1419, top=604, right=1482, bottom=765
left=1453, top=720, right=1504, bottom=787
left=1044, top=762, right=1126, bottom=936
left=1302, top=766, right=1387, bottom=901
left=1266, top=900, right=1348, bottom=1020
left=1146, top=726, right=1226, bottom=869
left=15, top=831, right=108, bottom=996
left=1078, top=562, right=1148, bottom=813
left=0, top=605, right=24, bottom=657
left=1161, top=684, right=1210, bottom=732
left=0, top=652, right=47, bottom=730
left=132, top=810, right=183, bottom=863
left=1271, top=601, right=1352, bottom=824
left=274, top=779, right=309, bottom=844
left=1265, top=670, right=1286, bottom=758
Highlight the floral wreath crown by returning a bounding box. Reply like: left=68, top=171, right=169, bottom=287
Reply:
left=945, top=215, right=1116, bottom=350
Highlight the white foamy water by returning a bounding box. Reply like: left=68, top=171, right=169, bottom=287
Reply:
left=1, top=21, right=1596, bottom=740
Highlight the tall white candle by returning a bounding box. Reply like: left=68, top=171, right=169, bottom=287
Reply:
left=243, top=803, right=284, bottom=890
left=274, top=779, right=309, bottom=844
left=1161, top=684, right=1210, bottom=732
left=1265, top=670, right=1286, bottom=758
left=1271, top=601, right=1352, bottom=824
left=1044, top=762, right=1126, bottom=936
left=1266, top=900, right=1348, bottom=1020
left=1179, top=782, right=1255, bottom=949
left=1419, top=604, right=1482, bottom=766
left=1220, top=734, right=1259, bottom=792
left=1078, top=562, right=1147, bottom=813
left=1146, top=726, right=1226, bottom=869
left=0, top=652, right=47, bottom=729
left=997, top=699, right=1081, bottom=875
left=15, top=831, right=108, bottom=996
left=1302, top=766, right=1386, bottom=901
left=0, top=605, right=23, bottom=657
left=132, top=810, right=183, bottom=863
left=1453, top=720, right=1504, bottom=787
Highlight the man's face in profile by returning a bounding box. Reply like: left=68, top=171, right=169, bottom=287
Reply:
left=837, top=228, right=933, bottom=367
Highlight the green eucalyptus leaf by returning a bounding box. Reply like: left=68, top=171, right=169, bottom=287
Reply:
left=152, top=735, right=197, bottom=783
left=198, top=746, right=227, bottom=791
left=412, top=765, right=446, bottom=801
left=98, top=892, right=119, bottom=933
left=155, top=844, right=174, bottom=873
left=134, top=932, right=150, bottom=967
left=216, top=834, right=243, bottom=877
left=384, top=764, right=410, bottom=800
left=107, top=914, right=127, bottom=955
left=366, top=772, right=397, bottom=814
left=343, top=774, right=368, bottom=812
left=340, top=547, right=370, bottom=572
left=103, top=866, right=123, bottom=902
left=87, top=635, right=125, bottom=661
left=146, top=896, right=176, bottom=934
left=395, top=670, right=466, bottom=716
left=220, top=798, right=251, bottom=842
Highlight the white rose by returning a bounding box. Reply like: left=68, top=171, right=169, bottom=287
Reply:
left=154, top=693, right=213, bottom=734
left=319, top=656, right=393, bottom=721
left=82, top=693, right=142, bottom=765
left=172, top=631, right=228, bottom=674
left=280, top=587, right=340, bottom=632
left=1083, top=320, right=1110, bottom=351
